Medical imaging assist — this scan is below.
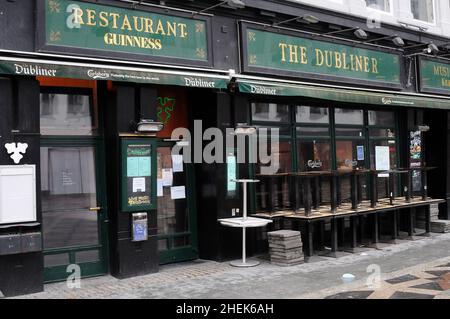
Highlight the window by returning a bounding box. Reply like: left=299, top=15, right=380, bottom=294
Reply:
left=411, top=0, right=435, bottom=23
left=251, top=103, right=290, bottom=122
left=366, top=0, right=391, bottom=12
left=40, top=91, right=96, bottom=136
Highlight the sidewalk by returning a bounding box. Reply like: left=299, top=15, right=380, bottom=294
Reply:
left=11, top=232, right=450, bottom=299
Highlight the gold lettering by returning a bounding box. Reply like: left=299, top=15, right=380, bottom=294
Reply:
left=324, top=51, right=332, bottom=67
left=300, top=46, right=308, bottom=64
left=342, top=53, right=349, bottom=70
left=99, top=11, right=109, bottom=27
left=121, top=15, right=132, bottom=30
left=335, top=52, right=342, bottom=69
left=371, top=58, right=378, bottom=74
left=178, top=23, right=187, bottom=38
left=166, top=21, right=177, bottom=37
left=155, top=20, right=166, bottom=35
left=86, top=9, right=96, bottom=26
left=133, top=16, right=144, bottom=32
left=355, top=55, right=363, bottom=72
left=279, top=43, right=287, bottom=62
left=144, top=18, right=154, bottom=34
left=364, top=56, right=370, bottom=73
left=110, top=13, right=119, bottom=29
left=315, top=49, right=324, bottom=66
left=288, top=44, right=298, bottom=63
left=73, top=7, right=84, bottom=25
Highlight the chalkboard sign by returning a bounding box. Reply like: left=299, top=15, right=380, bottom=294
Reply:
left=121, top=139, right=157, bottom=212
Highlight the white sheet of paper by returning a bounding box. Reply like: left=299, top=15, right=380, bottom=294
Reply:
left=172, top=155, right=184, bottom=173
left=375, top=146, right=390, bottom=177
left=162, top=168, right=173, bottom=186
left=170, top=186, right=186, bottom=200
left=157, top=179, right=163, bottom=197
left=132, top=177, right=146, bottom=193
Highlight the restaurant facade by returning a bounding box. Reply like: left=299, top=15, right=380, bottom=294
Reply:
left=0, top=0, right=450, bottom=297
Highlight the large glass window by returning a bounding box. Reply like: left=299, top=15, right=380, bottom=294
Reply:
left=366, top=0, right=391, bottom=12
left=411, top=0, right=435, bottom=23
left=368, top=110, right=397, bottom=197
left=40, top=91, right=97, bottom=136
left=251, top=103, right=290, bottom=122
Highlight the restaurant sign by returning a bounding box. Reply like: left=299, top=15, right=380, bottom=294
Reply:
left=42, top=0, right=209, bottom=63
left=242, top=24, right=401, bottom=87
left=419, top=57, right=450, bottom=95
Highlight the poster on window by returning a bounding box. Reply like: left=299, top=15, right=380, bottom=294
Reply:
left=410, top=131, right=422, bottom=191
left=375, top=146, right=390, bottom=177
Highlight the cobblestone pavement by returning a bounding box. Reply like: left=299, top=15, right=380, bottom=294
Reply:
left=10, top=232, right=450, bottom=299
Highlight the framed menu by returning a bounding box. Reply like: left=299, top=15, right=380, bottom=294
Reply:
left=121, top=139, right=157, bottom=212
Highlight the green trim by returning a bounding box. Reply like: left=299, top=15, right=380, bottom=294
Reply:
left=42, top=138, right=109, bottom=283
left=238, top=80, right=450, bottom=110
left=120, top=138, right=157, bottom=212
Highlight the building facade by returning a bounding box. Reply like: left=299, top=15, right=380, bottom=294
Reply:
left=0, top=0, right=449, bottom=297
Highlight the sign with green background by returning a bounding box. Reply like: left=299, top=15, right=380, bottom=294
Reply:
left=44, top=0, right=209, bottom=61
left=419, top=58, right=450, bottom=94
left=243, top=27, right=401, bottom=86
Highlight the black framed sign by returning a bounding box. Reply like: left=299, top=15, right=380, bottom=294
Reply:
left=37, top=0, right=213, bottom=68
left=121, top=139, right=157, bottom=212
left=239, top=22, right=402, bottom=89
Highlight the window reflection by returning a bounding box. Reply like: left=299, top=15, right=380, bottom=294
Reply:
left=297, top=140, right=331, bottom=171
left=40, top=93, right=96, bottom=135
left=251, top=103, right=290, bottom=122
left=335, top=108, right=364, bottom=125
left=296, top=106, right=329, bottom=124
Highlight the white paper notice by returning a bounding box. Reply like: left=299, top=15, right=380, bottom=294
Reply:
left=375, top=146, right=390, bottom=177
left=132, top=177, right=146, bottom=193
left=170, top=186, right=186, bottom=200
left=162, top=168, right=173, bottom=186
left=157, top=179, right=163, bottom=197
left=172, top=155, right=184, bottom=173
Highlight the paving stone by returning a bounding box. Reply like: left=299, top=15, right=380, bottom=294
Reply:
left=386, top=274, right=420, bottom=284
left=389, top=291, right=435, bottom=299
left=425, top=270, right=450, bottom=277
left=325, top=291, right=374, bottom=299
left=267, top=230, right=301, bottom=239
left=410, top=282, right=444, bottom=291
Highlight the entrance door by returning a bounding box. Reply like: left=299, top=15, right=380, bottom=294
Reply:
left=157, top=142, right=198, bottom=264
left=41, top=143, right=108, bottom=282
left=38, top=85, right=108, bottom=283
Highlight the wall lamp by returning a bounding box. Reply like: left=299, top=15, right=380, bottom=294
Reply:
left=193, top=0, right=245, bottom=16
left=320, top=27, right=368, bottom=40
left=272, top=14, right=319, bottom=27
left=404, top=43, right=439, bottom=57
left=235, top=123, right=257, bottom=135
left=135, top=119, right=164, bottom=133
left=365, top=35, right=405, bottom=47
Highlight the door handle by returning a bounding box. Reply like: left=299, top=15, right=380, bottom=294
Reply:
left=89, top=207, right=102, bottom=212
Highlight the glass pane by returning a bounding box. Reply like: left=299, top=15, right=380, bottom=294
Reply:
left=297, top=126, right=330, bottom=137
left=369, top=128, right=396, bottom=138
left=44, top=254, right=70, bottom=267
left=296, top=106, right=329, bottom=124
left=335, top=127, right=364, bottom=137
left=336, top=141, right=366, bottom=170
left=411, top=0, right=434, bottom=23
left=297, top=140, right=331, bottom=171
left=366, top=0, right=390, bottom=11
left=370, top=140, right=397, bottom=197
left=76, top=250, right=100, bottom=263
left=41, top=147, right=99, bottom=249
left=256, top=125, right=291, bottom=137
left=368, top=110, right=395, bottom=126
left=173, top=236, right=190, bottom=248
left=157, top=146, right=189, bottom=236
left=335, top=108, right=364, bottom=125
left=158, top=239, right=169, bottom=251
left=255, top=140, right=292, bottom=211
left=40, top=93, right=96, bottom=135
left=251, top=103, right=290, bottom=122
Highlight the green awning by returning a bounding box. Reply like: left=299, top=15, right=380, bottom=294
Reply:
left=0, top=57, right=229, bottom=89
left=237, top=80, right=450, bottom=110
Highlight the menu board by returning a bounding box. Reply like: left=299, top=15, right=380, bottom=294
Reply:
left=121, top=139, right=156, bottom=212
